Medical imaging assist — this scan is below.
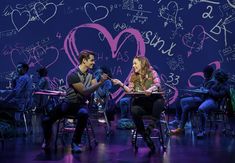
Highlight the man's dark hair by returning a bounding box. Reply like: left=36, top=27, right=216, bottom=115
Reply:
left=100, top=66, right=112, bottom=78
left=37, top=67, right=48, bottom=77
left=203, top=65, right=214, bottom=79
left=94, top=65, right=113, bottom=80
left=78, top=50, right=95, bottom=64
left=18, top=62, right=29, bottom=72
left=214, top=69, right=229, bottom=83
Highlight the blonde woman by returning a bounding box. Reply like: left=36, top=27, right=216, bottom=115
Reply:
left=112, top=56, right=165, bottom=153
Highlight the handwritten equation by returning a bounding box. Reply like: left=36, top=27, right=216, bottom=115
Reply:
left=123, top=0, right=151, bottom=24
left=219, top=2, right=235, bottom=17
left=0, top=29, right=18, bottom=39
left=219, top=44, right=235, bottom=63
left=142, top=30, right=177, bottom=56
left=188, top=0, right=220, bottom=9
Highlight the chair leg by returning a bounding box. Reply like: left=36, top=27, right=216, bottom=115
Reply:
left=22, top=113, right=28, bottom=135
left=103, top=112, right=111, bottom=135
left=160, top=120, right=170, bottom=136
left=85, top=118, right=97, bottom=149
left=0, top=130, right=4, bottom=150
left=85, top=126, right=92, bottom=149
left=222, top=114, right=234, bottom=136
left=157, top=121, right=166, bottom=151
left=87, top=119, right=95, bottom=139
left=54, top=120, right=61, bottom=149
left=133, top=129, right=138, bottom=151
left=195, top=112, right=201, bottom=134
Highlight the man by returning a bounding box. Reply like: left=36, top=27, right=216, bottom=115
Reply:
left=0, top=62, right=32, bottom=121
left=42, top=50, right=108, bottom=153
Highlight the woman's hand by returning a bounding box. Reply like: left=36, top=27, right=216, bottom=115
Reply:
left=111, top=79, right=133, bottom=92
left=144, top=89, right=152, bottom=96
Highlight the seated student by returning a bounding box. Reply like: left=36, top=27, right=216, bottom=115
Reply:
left=112, top=56, right=165, bottom=153
left=41, top=50, right=108, bottom=153
left=119, top=97, right=131, bottom=119
left=197, top=69, right=230, bottom=138
left=33, top=67, right=51, bottom=114
left=116, top=97, right=136, bottom=130
left=170, top=65, right=215, bottom=134
left=0, top=63, right=33, bottom=121
left=92, top=66, right=115, bottom=123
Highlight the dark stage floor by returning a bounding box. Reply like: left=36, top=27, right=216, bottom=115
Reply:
left=0, top=115, right=235, bottom=163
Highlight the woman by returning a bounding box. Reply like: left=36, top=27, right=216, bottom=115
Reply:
left=112, top=56, right=165, bottom=153
left=197, top=69, right=230, bottom=138
left=170, top=65, right=215, bottom=134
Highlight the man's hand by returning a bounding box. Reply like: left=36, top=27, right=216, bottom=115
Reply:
left=100, top=73, right=108, bottom=83
left=111, top=79, right=122, bottom=86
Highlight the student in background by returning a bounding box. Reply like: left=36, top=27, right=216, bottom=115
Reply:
left=197, top=69, right=230, bottom=138
left=34, top=67, right=51, bottom=114
left=0, top=62, right=32, bottom=121
left=170, top=65, right=215, bottom=135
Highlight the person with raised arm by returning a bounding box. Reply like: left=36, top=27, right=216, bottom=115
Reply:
left=112, top=56, right=165, bottom=153
left=41, top=50, right=108, bottom=153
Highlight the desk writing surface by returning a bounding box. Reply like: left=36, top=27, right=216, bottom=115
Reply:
left=125, top=91, right=164, bottom=95
left=180, top=88, right=209, bottom=94
left=33, top=90, right=66, bottom=96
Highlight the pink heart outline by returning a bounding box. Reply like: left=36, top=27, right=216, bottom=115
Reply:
left=187, top=61, right=221, bottom=87
left=34, top=2, right=57, bottom=24
left=33, top=46, right=59, bottom=68
left=11, top=9, right=31, bottom=31
left=64, top=23, right=145, bottom=100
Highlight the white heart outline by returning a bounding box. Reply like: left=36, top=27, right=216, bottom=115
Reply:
left=227, top=0, right=235, bottom=8
left=10, top=49, right=30, bottom=68
left=84, top=2, right=109, bottom=23
left=11, top=9, right=31, bottom=32
left=34, top=2, right=57, bottom=24
left=159, top=1, right=179, bottom=24
left=33, top=46, right=60, bottom=68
